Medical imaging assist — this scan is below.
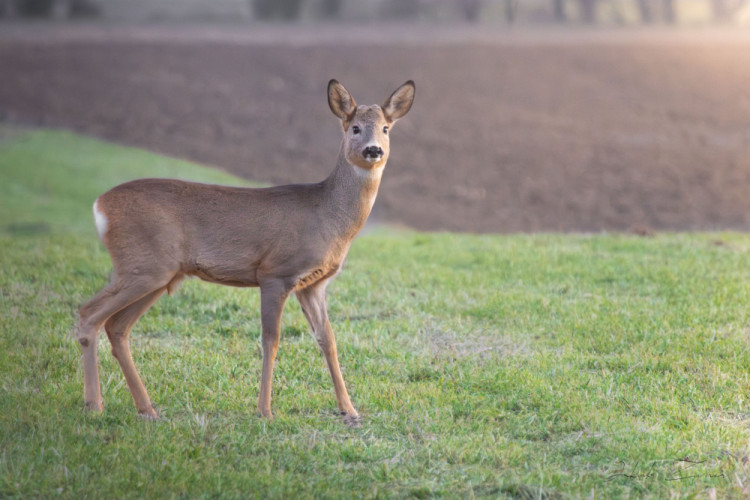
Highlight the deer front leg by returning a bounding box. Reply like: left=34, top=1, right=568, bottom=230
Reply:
left=296, top=282, right=359, bottom=422
left=258, top=282, right=289, bottom=419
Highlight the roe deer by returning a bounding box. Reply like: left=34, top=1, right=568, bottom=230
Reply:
left=75, top=79, right=415, bottom=423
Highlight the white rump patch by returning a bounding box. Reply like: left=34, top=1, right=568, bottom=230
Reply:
left=93, top=198, right=108, bottom=240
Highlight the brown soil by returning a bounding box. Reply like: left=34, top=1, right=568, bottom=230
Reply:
left=2, top=24, right=750, bottom=233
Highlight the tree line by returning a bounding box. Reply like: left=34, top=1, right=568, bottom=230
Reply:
left=2, top=0, right=746, bottom=23
left=254, top=0, right=748, bottom=24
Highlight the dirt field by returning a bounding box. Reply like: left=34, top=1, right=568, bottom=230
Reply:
left=2, top=24, right=750, bottom=233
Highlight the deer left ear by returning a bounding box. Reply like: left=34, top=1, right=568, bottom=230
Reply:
left=382, top=80, right=415, bottom=123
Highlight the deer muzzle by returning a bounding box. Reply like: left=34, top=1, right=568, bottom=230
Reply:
left=362, top=145, right=384, bottom=160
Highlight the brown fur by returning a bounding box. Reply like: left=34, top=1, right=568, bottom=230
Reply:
left=74, top=80, right=415, bottom=423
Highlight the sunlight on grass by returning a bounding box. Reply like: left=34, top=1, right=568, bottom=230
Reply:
left=0, top=125, right=251, bottom=237
left=2, top=127, right=750, bottom=498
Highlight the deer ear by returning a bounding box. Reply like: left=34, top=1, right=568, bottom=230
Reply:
left=328, top=79, right=357, bottom=122
left=382, top=80, right=415, bottom=123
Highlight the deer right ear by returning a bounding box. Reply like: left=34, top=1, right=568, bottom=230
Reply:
left=328, top=79, right=357, bottom=122
left=382, top=80, right=415, bottom=123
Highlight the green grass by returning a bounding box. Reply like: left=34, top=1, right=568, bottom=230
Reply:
left=3, top=126, right=750, bottom=498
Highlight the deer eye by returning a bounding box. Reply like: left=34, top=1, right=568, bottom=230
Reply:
left=352, top=125, right=361, bottom=135
left=383, top=126, right=389, bottom=135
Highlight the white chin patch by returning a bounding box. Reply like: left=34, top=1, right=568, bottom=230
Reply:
left=353, top=164, right=384, bottom=179
left=93, top=199, right=108, bottom=240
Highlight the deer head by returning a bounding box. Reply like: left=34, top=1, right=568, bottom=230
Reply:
left=328, top=79, right=415, bottom=171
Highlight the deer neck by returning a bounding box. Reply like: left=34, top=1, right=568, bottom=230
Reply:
left=322, top=142, right=384, bottom=238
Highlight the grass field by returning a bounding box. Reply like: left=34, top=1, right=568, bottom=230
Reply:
left=2, top=127, right=750, bottom=498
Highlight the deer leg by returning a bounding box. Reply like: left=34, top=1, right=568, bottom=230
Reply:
left=75, top=275, right=170, bottom=413
left=296, top=282, right=359, bottom=420
left=257, top=282, right=289, bottom=419
left=104, top=288, right=165, bottom=418
left=74, top=318, right=104, bottom=412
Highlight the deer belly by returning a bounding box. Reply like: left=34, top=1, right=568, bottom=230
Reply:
left=190, top=259, right=260, bottom=288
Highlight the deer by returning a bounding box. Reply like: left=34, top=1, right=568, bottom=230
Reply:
left=74, top=79, right=415, bottom=424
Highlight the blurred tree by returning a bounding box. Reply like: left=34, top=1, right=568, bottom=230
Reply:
left=552, top=0, right=567, bottom=22
left=17, top=0, right=53, bottom=16
left=636, top=0, right=652, bottom=23
left=460, top=0, right=482, bottom=22
left=710, top=0, right=747, bottom=21
left=279, top=0, right=303, bottom=19
left=0, top=0, right=17, bottom=17
left=318, top=0, right=341, bottom=18
left=578, top=0, right=597, bottom=23
left=711, top=0, right=728, bottom=19
left=382, top=0, right=420, bottom=19
left=253, top=0, right=273, bottom=19
left=637, top=0, right=676, bottom=24
left=504, top=0, right=517, bottom=23
left=662, top=0, right=676, bottom=23
left=252, top=0, right=303, bottom=20
left=4, top=0, right=98, bottom=17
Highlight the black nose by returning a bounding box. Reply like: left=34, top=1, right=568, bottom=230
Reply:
left=363, top=146, right=384, bottom=159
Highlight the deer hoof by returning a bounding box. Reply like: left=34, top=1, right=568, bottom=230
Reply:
left=84, top=400, right=103, bottom=413
left=342, top=412, right=361, bottom=428
left=259, top=408, right=274, bottom=420
left=138, top=407, right=159, bottom=420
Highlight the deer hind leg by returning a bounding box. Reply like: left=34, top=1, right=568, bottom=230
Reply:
left=104, top=288, right=165, bottom=418
left=75, top=274, right=171, bottom=413
left=296, top=282, right=359, bottom=422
